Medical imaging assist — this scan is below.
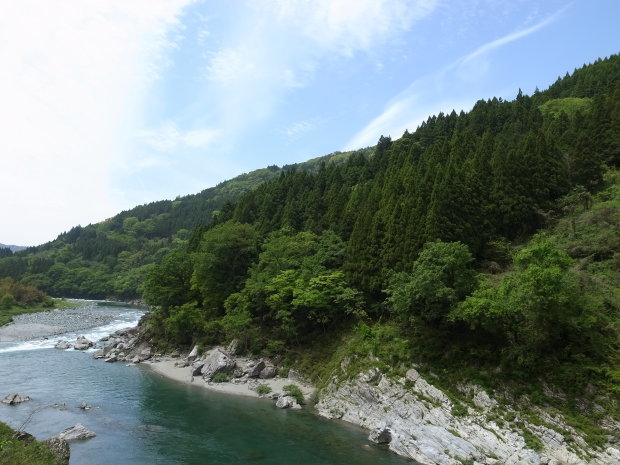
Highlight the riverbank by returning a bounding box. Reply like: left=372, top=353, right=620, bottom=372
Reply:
left=143, top=356, right=316, bottom=402
left=0, top=304, right=118, bottom=342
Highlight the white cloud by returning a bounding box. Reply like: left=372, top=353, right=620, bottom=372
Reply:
left=0, top=0, right=194, bottom=245
left=270, top=0, right=438, bottom=55
left=345, top=6, right=566, bottom=150
left=279, top=120, right=316, bottom=139
left=139, top=121, right=220, bottom=152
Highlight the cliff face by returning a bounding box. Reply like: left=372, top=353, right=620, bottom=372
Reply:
left=316, top=367, right=620, bottom=465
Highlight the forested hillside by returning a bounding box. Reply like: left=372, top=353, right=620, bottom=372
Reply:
left=139, top=55, right=619, bottom=417
left=0, top=149, right=368, bottom=299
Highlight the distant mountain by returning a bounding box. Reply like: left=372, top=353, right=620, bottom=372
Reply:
left=0, top=243, right=25, bottom=252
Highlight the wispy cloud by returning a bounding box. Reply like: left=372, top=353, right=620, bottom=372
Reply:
left=344, top=5, right=567, bottom=150
left=139, top=121, right=220, bottom=152
left=0, top=0, right=194, bottom=245
left=278, top=120, right=316, bottom=139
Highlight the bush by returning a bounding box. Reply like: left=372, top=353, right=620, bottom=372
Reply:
left=283, top=384, right=304, bottom=404
left=212, top=373, right=229, bottom=383
left=277, top=367, right=289, bottom=378
left=256, top=384, right=272, bottom=395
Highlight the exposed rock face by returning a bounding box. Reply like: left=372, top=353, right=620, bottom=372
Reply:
left=57, top=423, right=96, bottom=441
left=259, top=365, right=277, bottom=379
left=73, top=335, right=93, bottom=350
left=369, top=427, right=392, bottom=444
left=187, top=345, right=199, bottom=363
left=247, top=360, right=266, bottom=378
left=276, top=395, right=301, bottom=410
left=316, top=368, right=620, bottom=465
left=54, top=340, right=72, bottom=349
left=2, top=393, right=30, bottom=405
left=44, top=437, right=71, bottom=464
left=200, top=348, right=236, bottom=380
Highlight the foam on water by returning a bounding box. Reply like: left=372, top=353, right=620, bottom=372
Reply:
left=0, top=310, right=144, bottom=354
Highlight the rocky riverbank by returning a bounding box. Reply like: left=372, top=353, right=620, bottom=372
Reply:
left=92, top=328, right=315, bottom=409
left=91, top=323, right=620, bottom=465
left=0, top=304, right=118, bottom=342
left=316, top=366, right=620, bottom=465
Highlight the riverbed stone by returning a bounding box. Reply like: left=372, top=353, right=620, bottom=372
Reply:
left=276, top=395, right=301, bottom=409
left=54, top=340, right=72, bottom=350
left=2, top=393, right=31, bottom=405
left=73, top=335, right=93, bottom=350
left=57, top=423, right=96, bottom=441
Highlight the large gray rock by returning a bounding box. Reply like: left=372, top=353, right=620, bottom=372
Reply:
left=57, top=423, right=96, bottom=441
left=226, top=339, right=240, bottom=355
left=2, top=393, right=30, bottom=405
left=187, top=345, right=199, bottom=363
left=138, top=347, right=152, bottom=361
left=54, top=340, right=72, bottom=350
left=275, top=395, right=301, bottom=410
left=259, top=366, right=277, bottom=379
left=369, top=427, right=392, bottom=444
left=201, top=349, right=236, bottom=380
left=44, top=437, right=71, bottom=464
left=73, top=335, right=93, bottom=350
left=191, top=361, right=205, bottom=376
left=248, top=360, right=266, bottom=378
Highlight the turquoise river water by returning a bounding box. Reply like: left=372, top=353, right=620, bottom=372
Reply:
left=0, top=305, right=414, bottom=464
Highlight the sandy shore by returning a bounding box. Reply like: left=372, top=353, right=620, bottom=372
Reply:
left=142, top=356, right=316, bottom=401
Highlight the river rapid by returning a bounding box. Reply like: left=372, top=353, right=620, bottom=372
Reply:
left=0, top=304, right=413, bottom=464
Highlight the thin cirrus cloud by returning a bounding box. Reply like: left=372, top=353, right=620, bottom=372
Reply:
left=344, top=6, right=567, bottom=150
left=0, top=0, right=194, bottom=246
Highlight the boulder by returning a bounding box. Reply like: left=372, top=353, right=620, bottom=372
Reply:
left=259, top=366, right=277, bottom=379
left=57, top=423, right=96, bottom=441
left=104, top=355, right=118, bottom=363
left=138, top=347, right=152, bottom=361
left=92, top=350, right=104, bottom=359
left=54, top=340, right=72, bottom=350
left=78, top=402, right=92, bottom=410
left=247, top=360, right=266, bottom=378
left=187, top=345, right=199, bottom=363
left=200, top=349, right=236, bottom=380
left=14, top=430, right=35, bottom=442
left=191, top=361, right=205, bottom=376
left=2, top=393, right=31, bottom=405
left=275, top=395, right=301, bottom=410
left=73, top=335, right=93, bottom=350
left=44, top=437, right=71, bottom=464
left=369, top=427, right=392, bottom=444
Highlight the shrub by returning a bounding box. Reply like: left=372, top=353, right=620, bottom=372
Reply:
left=212, top=373, right=229, bottom=383
left=256, top=384, right=272, bottom=395
left=283, top=384, right=304, bottom=404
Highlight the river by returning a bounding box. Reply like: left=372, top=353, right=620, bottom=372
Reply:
left=0, top=304, right=414, bottom=464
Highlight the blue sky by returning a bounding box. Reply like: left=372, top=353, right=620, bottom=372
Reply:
left=1, top=0, right=618, bottom=246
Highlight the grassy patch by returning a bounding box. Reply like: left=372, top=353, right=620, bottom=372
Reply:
left=0, top=421, right=63, bottom=465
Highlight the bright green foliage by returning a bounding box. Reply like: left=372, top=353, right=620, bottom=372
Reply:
left=143, top=249, right=197, bottom=311
left=191, top=221, right=258, bottom=314
left=282, top=384, right=304, bottom=404
left=385, top=241, right=477, bottom=325
left=0, top=421, right=64, bottom=465
left=539, top=97, right=593, bottom=119
left=451, top=236, right=585, bottom=368
left=224, top=229, right=361, bottom=347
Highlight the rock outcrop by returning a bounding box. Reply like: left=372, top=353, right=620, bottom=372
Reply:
left=57, top=423, right=96, bottom=441
left=2, top=393, right=30, bottom=405
left=200, top=348, right=236, bottom=380
left=54, top=340, right=72, bottom=349
left=44, top=437, right=71, bottom=464
left=275, top=395, right=301, bottom=410
left=73, top=335, right=93, bottom=350
left=316, top=367, right=620, bottom=465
